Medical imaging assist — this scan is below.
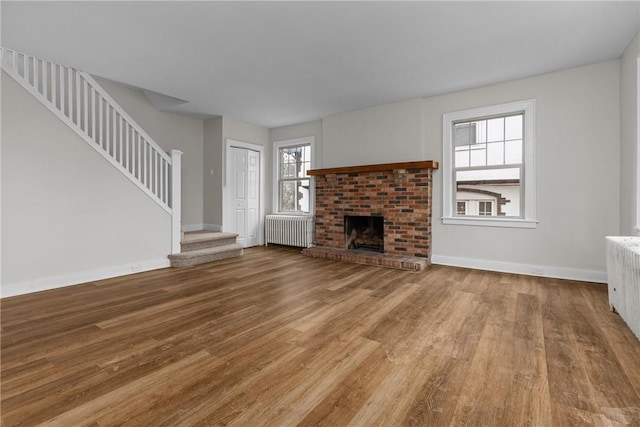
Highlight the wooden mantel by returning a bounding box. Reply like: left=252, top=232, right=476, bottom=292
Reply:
left=307, top=160, right=438, bottom=176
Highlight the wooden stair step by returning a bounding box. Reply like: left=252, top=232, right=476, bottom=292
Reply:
left=168, top=243, right=243, bottom=268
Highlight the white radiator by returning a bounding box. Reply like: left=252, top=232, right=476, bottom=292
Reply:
left=606, top=236, right=640, bottom=340
left=265, top=215, right=314, bottom=248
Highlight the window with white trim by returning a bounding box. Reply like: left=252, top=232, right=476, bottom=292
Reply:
left=273, top=137, right=315, bottom=214
left=442, top=100, right=537, bottom=228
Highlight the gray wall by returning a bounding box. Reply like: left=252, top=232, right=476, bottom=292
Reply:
left=314, top=61, right=621, bottom=278
left=620, top=33, right=640, bottom=236
left=203, top=116, right=270, bottom=228
left=425, top=61, right=620, bottom=276
left=95, top=78, right=205, bottom=228
left=203, top=116, right=223, bottom=227
left=271, top=120, right=323, bottom=169
left=1, top=72, right=171, bottom=292
left=321, top=98, right=422, bottom=168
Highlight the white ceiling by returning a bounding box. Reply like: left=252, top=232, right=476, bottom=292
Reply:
left=2, top=1, right=639, bottom=128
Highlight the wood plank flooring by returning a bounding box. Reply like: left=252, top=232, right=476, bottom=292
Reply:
left=2, top=246, right=640, bottom=426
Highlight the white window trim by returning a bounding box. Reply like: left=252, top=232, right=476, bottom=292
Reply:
left=272, top=136, right=316, bottom=215
left=442, top=100, right=537, bottom=228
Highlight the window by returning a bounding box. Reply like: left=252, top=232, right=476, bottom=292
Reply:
left=457, top=201, right=467, bottom=215
left=273, top=137, right=315, bottom=214
left=479, top=201, right=493, bottom=216
left=442, top=100, right=537, bottom=228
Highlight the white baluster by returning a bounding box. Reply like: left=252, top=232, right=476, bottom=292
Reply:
left=119, top=115, right=124, bottom=165
left=98, top=95, right=104, bottom=149
left=163, top=159, right=169, bottom=204
left=104, top=101, right=111, bottom=154
left=137, top=133, right=142, bottom=180
left=111, top=108, right=116, bottom=157
left=42, top=60, right=48, bottom=101
left=83, top=80, right=89, bottom=136
left=91, top=88, right=97, bottom=143
left=76, top=71, right=81, bottom=128
left=33, top=57, right=37, bottom=90
left=58, top=65, right=66, bottom=112
left=23, top=53, right=28, bottom=81
left=125, top=124, right=130, bottom=172
left=67, top=65, right=72, bottom=119
left=142, top=139, right=147, bottom=188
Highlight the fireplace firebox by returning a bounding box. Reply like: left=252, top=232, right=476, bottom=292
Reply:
left=345, top=215, right=384, bottom=253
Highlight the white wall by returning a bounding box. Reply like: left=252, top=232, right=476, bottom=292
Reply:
left=223, top=117, right=271, bottom=221
left=322, top=98, right=423, bottom=168
left=203, top=116, right=270, bottom=228
left=620, top=32, right=640, bottom=236
left=1, top=72, right=171, bottom=296
left=424, top=61, right=620, bottom=280
left=203, top=116, right=224, bottom=227
left=314, top=61, right=621, bottom=281
left=94, top=78, right=205, bottom=228
left=271, top=120, right=323, bottom=170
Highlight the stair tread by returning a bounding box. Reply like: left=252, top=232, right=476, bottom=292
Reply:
left=182, top=231, right=238, bottom=244
left=169, top=243, right=243, bottom=259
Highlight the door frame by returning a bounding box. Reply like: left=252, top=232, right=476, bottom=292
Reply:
left=223, top=139, right=265, bottom=246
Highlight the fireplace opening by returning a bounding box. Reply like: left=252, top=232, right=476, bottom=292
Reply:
left=345, top=215, right=384, bottom=253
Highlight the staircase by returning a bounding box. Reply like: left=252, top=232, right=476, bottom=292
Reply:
left=168, top=231, right=243, bottom=267
left=0, top=47, right=183, bottom=253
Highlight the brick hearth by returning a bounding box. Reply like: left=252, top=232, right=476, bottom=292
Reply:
left=303, top=161, right=438, bottom=271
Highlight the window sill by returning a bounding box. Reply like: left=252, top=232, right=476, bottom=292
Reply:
left=442, top=217, right=538, bottom=229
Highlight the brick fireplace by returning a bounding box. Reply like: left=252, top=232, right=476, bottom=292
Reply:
left=302, top=161, right=438, bottom=271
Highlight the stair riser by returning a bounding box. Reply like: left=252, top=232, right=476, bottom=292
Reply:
left=170, top=248, right=243, bottom=268
left=181, top=238, right=237, bottom=252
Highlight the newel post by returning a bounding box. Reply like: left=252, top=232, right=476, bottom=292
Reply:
left=170, top=149, right=183, bottom=254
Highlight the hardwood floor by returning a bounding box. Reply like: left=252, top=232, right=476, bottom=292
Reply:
left=2, top=246, right=640, bottom=426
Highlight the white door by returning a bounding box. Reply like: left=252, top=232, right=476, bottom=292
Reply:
left=228, top=146, right=260, bottom=247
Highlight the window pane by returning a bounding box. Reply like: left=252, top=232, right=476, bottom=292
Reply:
left=505, top=139, right=522, bottom=164
left=297, top=179, right=310, bottom=213
left=278, top=142, right=313, bottom=213
left=299, top=161, right=310, bottom=178
left=470, top=146, right=486, bottom=167
left=505, top=114, right=523, bottom=140
left=457, top=201, right=466, bottom=215
left=456, top=168, right=521, bottom=217
left=454, top=123, right=473, bottom=146
left=455, top=147, right=469, bottom=167
left=456, top=168, right=520, bottom=181
left=487, top=117, right=504, bottom=142
left=280, top=181, right=296, bottom=212
left=474, top=120, right=487, bottom=143
left=479, top=201, right=492, bottom=216
left=281, top=163, right=295, bottom=178
left=487, top=141, right=504, bottom=166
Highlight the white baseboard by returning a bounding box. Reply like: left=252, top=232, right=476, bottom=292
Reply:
left=430, top=254, right=607, bottom=284
left=203, top=223, right=222, bottom=232
left=1, top=258, right=171, bottom=298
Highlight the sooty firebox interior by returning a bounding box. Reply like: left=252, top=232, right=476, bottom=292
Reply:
left=345, top=215, right=384, bottom=253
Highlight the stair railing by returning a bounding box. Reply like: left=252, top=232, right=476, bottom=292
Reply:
left=1, top=48, right=182, bottom=253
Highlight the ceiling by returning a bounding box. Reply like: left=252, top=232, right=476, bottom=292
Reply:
left=2, top=1, right=639, bottom=128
